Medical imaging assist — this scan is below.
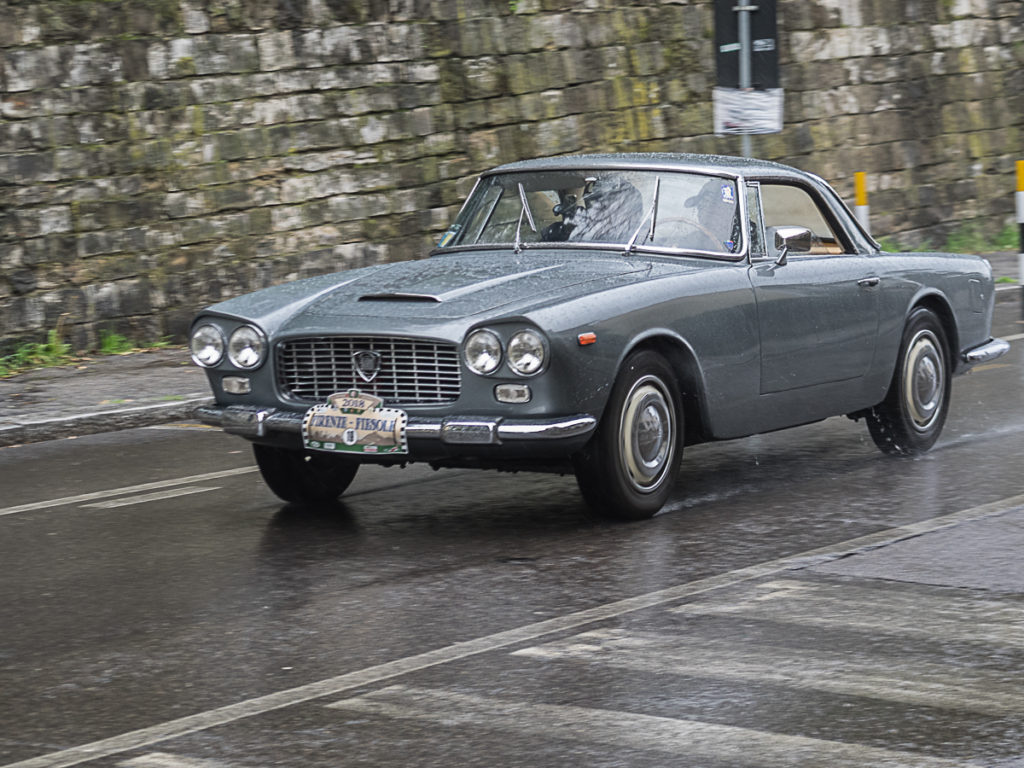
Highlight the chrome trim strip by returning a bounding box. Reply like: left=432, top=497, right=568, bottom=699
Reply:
left=962, top=338, right=1010, bottom=365
left=195, top=405, right=597, bottom=444
left=497, top=416, right=598, bottom=440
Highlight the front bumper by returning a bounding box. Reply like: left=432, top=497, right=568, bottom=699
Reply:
left=195, top=404, right=597, bottom=448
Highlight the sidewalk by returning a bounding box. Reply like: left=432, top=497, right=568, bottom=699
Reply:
left=0, top=347, right=212, bottom=447
left=0, top=252, right=1019, bottom=449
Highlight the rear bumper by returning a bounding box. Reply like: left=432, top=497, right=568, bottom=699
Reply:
left=194, top=404, right=597, bottom=448
left=962, top=337, right=1010, bottom=366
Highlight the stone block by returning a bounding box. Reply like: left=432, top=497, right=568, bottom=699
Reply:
left=2, top=45, right=63, bottom=92
left=67, top=43, right=125, bottom=87
left=194, top=34, right=260, bottom=75
left=258, top=30, right=298, bottom=71
left=629, top=42, right=665, bottom=76
left=463, top=57, right=507, bottom=100
left=181, top=1, right=210, bottom=34
left=526, top=13, right=584, bottom=52
left=11, top=206, right=72, bottom=239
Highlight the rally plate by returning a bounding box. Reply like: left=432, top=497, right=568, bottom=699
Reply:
left=302, top=390, right=408, bottom=455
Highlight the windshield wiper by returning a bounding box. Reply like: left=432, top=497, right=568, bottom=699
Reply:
left=625, top=176, right=661, bottom=254
left=513, top=182, right=537, bottom=254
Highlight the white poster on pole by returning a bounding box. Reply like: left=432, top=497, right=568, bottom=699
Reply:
left=712, top=87, right=784, bottom=135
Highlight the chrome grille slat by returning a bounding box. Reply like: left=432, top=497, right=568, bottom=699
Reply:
left=277, top=336, right=461, bottom=406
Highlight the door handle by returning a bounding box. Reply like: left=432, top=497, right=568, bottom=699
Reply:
left=858, top=276, right=880, bottom=288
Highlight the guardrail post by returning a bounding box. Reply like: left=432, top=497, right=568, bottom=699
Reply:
left=854, top=171, right=870, bottom=235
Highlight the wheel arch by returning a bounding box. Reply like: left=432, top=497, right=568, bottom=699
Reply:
left=908, top=291, right=959, bottom=370
left=620, top=331, right=711, bottom=446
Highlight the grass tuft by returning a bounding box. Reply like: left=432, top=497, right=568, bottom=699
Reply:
left=0, top=330, right=73, bottom=378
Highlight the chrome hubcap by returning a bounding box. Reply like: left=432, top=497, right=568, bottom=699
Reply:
left=903, top=329, right=945, bottom=431
left=619, top=376, right=675, bottom=492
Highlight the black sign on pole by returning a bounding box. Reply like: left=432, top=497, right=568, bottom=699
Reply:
left=714, top=0, right=779, bottom=90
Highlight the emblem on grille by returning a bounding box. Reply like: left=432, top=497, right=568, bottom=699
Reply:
left=352, top=350, right=383, bottom=383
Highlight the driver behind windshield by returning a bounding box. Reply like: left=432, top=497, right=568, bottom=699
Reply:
left=543, top=175, right=644, bottom=244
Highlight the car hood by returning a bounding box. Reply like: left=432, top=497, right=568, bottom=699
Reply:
left=295, top=252, right=650, bottom=321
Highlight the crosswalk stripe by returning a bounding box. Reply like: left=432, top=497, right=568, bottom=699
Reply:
left=514, top=628, right=1024, bottom=716
left=327, top=685, right=975, bottom=768
left=120, top=754, right=233, bottom=768
left=671, top=578, right=1024, bottom=648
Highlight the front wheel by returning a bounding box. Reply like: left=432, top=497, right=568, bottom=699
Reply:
left=865, top=307, right=951, bottom=455
left=573, top=350, right=683, bottom=521
left=253, top=444, right=359, bottom=505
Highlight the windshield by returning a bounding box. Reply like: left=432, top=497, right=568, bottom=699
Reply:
left=438, top=170, right=743, bottom=256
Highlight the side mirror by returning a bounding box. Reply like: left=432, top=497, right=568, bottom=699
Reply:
left=770, top=226, right=813, bottom=266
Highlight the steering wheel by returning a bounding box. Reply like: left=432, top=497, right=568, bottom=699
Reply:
left=654, top=216, right=723, bottom=251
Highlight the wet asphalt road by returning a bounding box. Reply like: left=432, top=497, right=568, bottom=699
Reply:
left=1, top=304, right=1023, bottom=768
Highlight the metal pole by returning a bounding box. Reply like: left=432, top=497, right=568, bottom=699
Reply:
left=735, top=4, right=755, bottom=157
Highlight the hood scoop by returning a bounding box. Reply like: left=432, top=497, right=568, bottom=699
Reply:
left=358, top=292, right=441, bottom=303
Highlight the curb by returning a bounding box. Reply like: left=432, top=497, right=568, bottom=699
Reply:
left=0, top=396, right=213, bottom=448
left=995, top=284, right=1019, bottom=303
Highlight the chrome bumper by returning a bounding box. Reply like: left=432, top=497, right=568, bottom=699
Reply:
left=962, top=337, right=1010, bottom=365
left=194, top=404, right=597, bottom=446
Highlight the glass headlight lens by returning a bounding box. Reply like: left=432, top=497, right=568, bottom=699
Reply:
left=190, top=323, right=224, bottom=367
left=464, top=329, right=502, bottom=375
left=507, top=329, right=546, bottom=375
left=227, top=325, right=266, bottom=369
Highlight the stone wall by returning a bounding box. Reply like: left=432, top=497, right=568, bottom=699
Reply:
left=1, top=0, right=1021, bottom=353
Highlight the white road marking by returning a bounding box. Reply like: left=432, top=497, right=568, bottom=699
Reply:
left=5, top=491, right=1023, bottom=768
left=672, top=577, right=1024, bottom=648
left=119, top=754, right=232, bottom=768
left=1001, top=332, right=1024, bottom=342
left=327, top=685, right=975, bottom=768
left=515, top=628, right=1024, bottom=715
left=144, top=423, right=221, bottom=431
left=0, top=467, right=256, bottom=518
left=81, top=487, right=221, bottom=509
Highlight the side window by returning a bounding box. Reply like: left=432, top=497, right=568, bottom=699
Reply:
left=760, top=183, right=847, bottom=256
left=746, top=182, right=765, bottom=258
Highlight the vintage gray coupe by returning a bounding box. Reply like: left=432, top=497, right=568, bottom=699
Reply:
left=191, top=153, right=1008, bottom=519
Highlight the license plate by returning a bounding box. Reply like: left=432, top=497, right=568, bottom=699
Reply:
left=302, top=390, right=408, bottom=455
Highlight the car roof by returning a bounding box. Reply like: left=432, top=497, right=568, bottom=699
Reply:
left=488, top=152, right=811, bottom=181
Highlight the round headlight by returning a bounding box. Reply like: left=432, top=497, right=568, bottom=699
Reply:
left=227, top=325, right=266, bottom=369
left=464, top=329, right=502, bottom=375
left=507, top=329, right=546, bottom=375
left=190, top=323, right=225, bottom=367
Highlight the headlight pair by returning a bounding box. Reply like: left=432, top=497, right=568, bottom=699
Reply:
left=190, top=323, right=266, bottom=369
left=464, top=328, right=546, bottom=377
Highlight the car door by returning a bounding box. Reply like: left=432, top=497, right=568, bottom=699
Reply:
left=747, top=182, right=880, bottom=394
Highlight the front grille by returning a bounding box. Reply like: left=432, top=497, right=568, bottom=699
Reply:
left=277, top=336, right=461, bottom=406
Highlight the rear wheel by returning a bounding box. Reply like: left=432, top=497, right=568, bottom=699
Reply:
left=865, top=307, right=951, bottom=455
left=253, top=444, right=359, bottom=504
left=573, top=350, right=682, bottom=520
